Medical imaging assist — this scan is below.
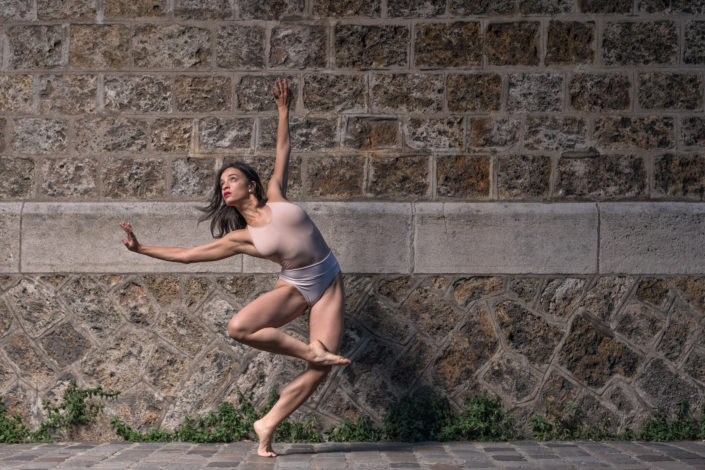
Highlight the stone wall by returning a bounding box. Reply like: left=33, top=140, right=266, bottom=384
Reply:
left=1, top=0, right=705, bottom=439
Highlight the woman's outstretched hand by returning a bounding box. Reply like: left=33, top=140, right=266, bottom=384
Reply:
left=272, top=77, right=291, bottom=110
left=119, top=222, right=141, bottom=253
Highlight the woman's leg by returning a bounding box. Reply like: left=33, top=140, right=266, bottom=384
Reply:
left=253, top=274, right=346, bottom=457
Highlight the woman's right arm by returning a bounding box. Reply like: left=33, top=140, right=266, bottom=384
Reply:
left=120, top=222, right=246, bottom=264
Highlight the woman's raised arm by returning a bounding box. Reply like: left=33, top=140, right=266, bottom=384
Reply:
left=268, top=78, right=292, bottom=202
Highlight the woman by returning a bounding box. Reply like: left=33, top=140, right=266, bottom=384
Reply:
left=120, top=78, right=350, bottom=457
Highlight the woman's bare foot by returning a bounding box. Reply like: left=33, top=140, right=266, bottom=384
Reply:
left=253, top=419, right=277, bottom=457
left=310, top=340, right=351, bottom=366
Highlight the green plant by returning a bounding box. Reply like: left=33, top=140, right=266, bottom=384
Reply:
left=531, top=402, right=582, bottom=441
left=326, top=414, right=382, bottom=442
left=382, top=392, right=453, bottom=442
left=440, top=394, right=517, bottom=441
left=638, top=401, right=699, bottom=441
left=0, top=400, right=31, bottom=443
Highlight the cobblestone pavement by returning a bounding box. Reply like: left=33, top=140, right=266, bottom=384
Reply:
left=2, top=441, right=705, bottom=469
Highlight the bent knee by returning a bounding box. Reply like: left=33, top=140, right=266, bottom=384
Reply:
left=227, top=317, right=250, bottom=341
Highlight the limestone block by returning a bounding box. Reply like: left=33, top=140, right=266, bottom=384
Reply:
left=5, top=334, right=56, bottom=389
left=69, top=25, right=129, bottom=69
left=367, top=155, right=429, bottom=200
left=21, top=202, right=244, bottom=273
left=371, top=73, right=443, bottom=113
left=152, top=118, right=192, bottom=152
left=216, top=25, right=265, bottom=69
left=579, top=0, right=631, bottom=12
left=0, top=75, right=33, bottom=113
left=0, top=203, right=21, bottom=273
left=175, top=0, right=232, bottom=19
left=104, top=75, right=171, bottom=113
left=520, top=0, right=572, bottom=14
left=436, top=155, right=490, bottom=199
left=556, top=154, right=647, bottom=200
left=405, top=117, right=464, bottom=150
left=0, top=158, right=35, bottom=198
left=0, top=0, right=33, bottom=20
left=684, top=21, right=705, bottom=64
left=682, top=118, right=705, bottom=146
left=334, top=24, right=408, bottom=69
left=594, top=116, right=674, bottom=150
left=313, top=0, right=380, bottom=16
left=270, top=25, right=327, bottom=69
left=539, top=278, right=586, bottom=318
left=654, top=154, right=705, bottom=200
left=640, top=0, right=705, bottom=13
left=12, top=118, right=67, bottom=154
left=237, top=74, right=297, bottom=112
left=39, top=323, right=90, bottom=368
left=508, top=73, right=563, bottom=112
left=637, top=359, right=701, bottom=413
left=486, top=22, right=540, bottom=66
left=496, top=300, right=563, bottom=365
left=175, top=76, right=231, bottom=112
left=449, top=0, right=514, bottom=14
left=303, top=73, right=366, bottom=112
left=525, top=117, right=586, bottom=151
left=198, top=117, right=253, bottom=152
left=7, top=25, right=64, bottom=69
left=569, top=73, right=631, bottom=112
left=469, top=117, right=521, bottom=149
left=638, top=73, right=703, bottom=110
left=239, top=0, right=304, bottom=19
left=414, top=202, right=597, bottom=274
left=104, top=0, right=167, bottom=17
left=305, top=155, right=364, bottom=199
left=545, top=21, right=594, bottom=65
left=483, top=355, right=539, bottom=402
left=344, top=117, right=400, bottom=149
left=388, top=0, right=444, bottom=16
left=74, top=117, right=148, bottom=153
left=102, top=158, right=165, bottom=199
left=603, top=21, right=678, bottom=65
left=447, top=74, right=501, bottom=112
left=133, top=24, right=210, bottom=69
left=37, top=0, right=95, bottom=19
left=599, top=202, right=705, bottom=274
left=171, top=157, right=216, bottom=197
left=40, top=158, right=98, bottom=198
left=39, top=75, right=97, bottom=114
left=497, top=155, right=551, bottom=200
left=260, top=116, right=337, bottom=151
left=414, top=22, right=482, bottom=68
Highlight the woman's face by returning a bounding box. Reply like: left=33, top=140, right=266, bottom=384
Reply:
left=220, top=167, right=254, bottom=205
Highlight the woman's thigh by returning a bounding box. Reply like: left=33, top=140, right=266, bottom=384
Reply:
left=309, top=274, right=345, bottom=353
left=229, top=280, right=308, bottom=333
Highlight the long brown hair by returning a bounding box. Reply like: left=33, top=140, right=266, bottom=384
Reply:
left=199, top=161, right=267, bottom=238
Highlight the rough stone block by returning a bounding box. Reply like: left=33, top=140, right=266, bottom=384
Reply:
left=216, top=25, right=264, bottom=69
left=237, top=75, right=297, bottom=112
left=436, top=155, right=490, bottom=199
left=546, top=21, right=594, bottom=65
left=388, top=0, right=444, bottom=16
left=498, top=155, right=551, bottom=200
left=69, top=25, right=129, bottom=69
left=486, top=22, right=539, bottom=66
left=0, top=158, right=34, bottom=198
left=175, top=76, right=231, bottom=112
left=7, top=25, right=64, bottom=69
left=104, top=0, right=167, bottom=17
left=371, top=73, right=443, bottom=113
left=682, top=117, right=705, bottom=146
left=74, top=117, right=148, bottom=153
left=102, top=158, right=165, bottom=199
left=0, top=203, right=21, bottom=273
left=496, top=301, right=562, bottom=365
left=21, top=203, right=243, bottom=273
left=313, top=0, right=380, bottom=16
left=239, top=0, right=304, bottom=19
left=405, top=117, right=463, bottom=150
left=414, top=22, right=481, bottom=68
left=12, top=118, right=67, bottom=154
left=152, top=118, right=192, bottom=152
left=258, top=116, right=336, bottom=151
left=654, top=153, right=705, bottom=200
left=447, top=74, right=501, bottom=112
left=579, top=0, right=631, bottom=12
left=594, top=116, right=674, bottom=150
left=414, top=202, right=597, bottom=273
left=469, top=117, right=521, bottom=149
left=104, top=75, right=171, bottom=113
left=449, top=0, right=514, bottom=14
left=39, top=75, right=97, bottom=114
left=0, top=118, right=5, bottom=151
left=600, top=202, right=705, bottom=274
left=305, top=155, right=364, bottom=199
left=270, top=25, right=327, bottom=69
left=684, top=21, right=705, bottom=64
left=0, top=75, right=33, bottom=113
left=133, top=24, right=210, bottom=68
left=367, top=155, right=428, bottom=199
left=171, top=157, right=216, bottom=197
left=40, top=158, right=98, bottom=197
left=603, top=21, right=678, bottom=65
left=640, top=0, right=705, bottom=13
left=303, top=73, right=366, bottom=112
left=198, top=117, right=253, bottom=152
left=5, top=334, right=56, bottom=388
left=175, top=0, right=232, bottom=19
left=556, top=154, right=647, bottom=200
left=525, top=117, right=586, bottom=151
left=238, top=154, right=303, bottom=201
left=520, top=0, right=572, bottom=14
left=638, top=73, right=703, bottom=110
left=615, top=302, right=664, bottom=349
left=37, top=0, right=95, bottom=19
left=637, top=359, right=700, bottom=413
left=508, top=73, right=563, bottom=112
left=569, top=73, right=631, bottom=112
left=344, top=117, right=400, bottom=149
left=0, top=0, right=33, bottom=20
left=40, top=323, right=90, bottom=367
left=334, top=24, right=408, bottom=69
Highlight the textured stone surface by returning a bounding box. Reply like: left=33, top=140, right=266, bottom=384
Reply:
left=546, top=21, right=594, bottom=65
left=453, top=277, right=503, bottom=306
left=102, top=159, right=165, bottom=199
left=0, top=158, right=34, bottom=198
left=640, top=0, right=705, bottom=13
left=303, top=73, right=365, bottom=112
left=371, top=74, right=443, bottom=113
left=81, top=330, right=152, bottom=390
left=60, top=277, right=123, bottom=342
left=216, top=25, right=264, bottom=69
left=450, top=0, right=514, bottom=14
left=0, top=0, right=33, bottom=20
left=639, top=73, right=703, bottom=110
left=539, top=278, right=586, bottom=318
left=198, top=117, right=253, bottom=152
left=406, top=117, right=463, bottom=150
left=39, top=75, right=96, bottom=114
left=12, top=118, right=67, bottom=154
left=556, top=154, right=647, bottom=200
left=447, top=74, right=501, bottom=112
left=39, top=322, right=90, bottom=367
left=237, top=74, right=297, bottom=112
left=175, top=76, right=231, bottom=112
left=684, top=21, right=705, bottom=64
left=484, top=356, right=539, bottom=402
left=520, top=0, right=572, bottom=13
left=40, top=158, right=97, bottom=198
left=344, top=117, right=399, bottom=149
left=104, top=0, right=167, bottom=17
left=635, top=277, right=670, bottom=308
left=682, top=118, right=705, bottom=146
left=580, top=276, right=632, bottom=321
left=436, top=155, right=490, bottom=199
left=335, top=24, right=408, bottom=69
left=74, top=117, right=148, bottom=153
left=525, top=117, right=586, bottom=151
left=171, top=158, right=215, bottom=197
left=145, top=345, right=190, bottom=393
left=603, top=21, right=678, bottom=65
left=313, top=0, right=380, bottom=16
left=38, top=0, right=95, bottom=19
left=260, top=116, right=336, bottom=151
left=0, top=75, right=33, bottom=112
left=388, top=0, right=444, bottom=16
left=594, top=116, right=673, bottom=150
left=497, top=155, right=551, bottom=199
left=580, top=0, right=631, bottom=12
left=614, top=303, right=664, bottom=349
left=637, top=359, right=701, bottom=412
left=115, top=281, right=157, bottom=327
left=367, top=155, right=428, bottom=199
left=414, top=22, right=481, bottom=68
left=133, top=24, right=210, bottom=68
left=174, top=0, right=232, bottom=19
left=69, top=25, right=129, bottom=69
left=496, top=300, right=562, bottom=365
left=152, top=118, right=192, bottom=152
left=305, top=156, right=364, bottom=199
left=0, top=204, right=21, bottom=273
left=5, top=334, right=55, bottom=388
left=270, top=25, right=326, bottom=69
left=654, top=154, right=705, bottom=200
left=569, top=74, right=631, bottom=112
left=7, top=25, right=64, bottom=69
left=104, top=75, right=171, bottom=113
left=469, top=117, right=520, bottom=149
left=239, top=0, right=304, bottom=19
left=486, top=22, right=539, bottom=65
left=508, top=73, right=563, bottom=112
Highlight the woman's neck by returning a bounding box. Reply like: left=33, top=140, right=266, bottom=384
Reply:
left=234, top=196, right=265, bottom=226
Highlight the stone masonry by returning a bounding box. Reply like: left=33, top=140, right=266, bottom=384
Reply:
left=1, top=0, right=705, bottom=439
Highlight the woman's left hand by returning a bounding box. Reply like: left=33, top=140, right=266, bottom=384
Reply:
left=272, top=77, right=291, bottom=110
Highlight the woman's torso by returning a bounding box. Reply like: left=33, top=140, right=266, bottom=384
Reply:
left=246, top=201, right=330, bottom=270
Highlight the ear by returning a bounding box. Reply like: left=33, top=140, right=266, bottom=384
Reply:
left=249, top=181, right=256, bottom=193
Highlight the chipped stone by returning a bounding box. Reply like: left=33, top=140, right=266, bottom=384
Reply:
left=436, top=155, right=490, bottom=199
left=7, top=25, right=64, bottom=69
left=12, top=118, right=67, bottom=154
left=69, top=25, right=129, bottom=69
left=556, top=154, right=647, bottom=200
left=496, top=300, right=562, bottom=365
left=306, top=155, right=364, bottom=199
left=539, top=278, right=586, bottom=318
left=603, top=21, right=678, bottom=65
left=239, top=0, right=304, bottom=19
left=486, top=22, right=539, bottom=66
left=615, top=303, right=664, bottom=349
left=639, top=73, right=703, bottom=110
left=447, top=73, right=501, bottom=112
left=594, top=116, right=674, bottom=150
left=546, top=21, right=595, bottom=65
left=199, top=117, right=253, bottom=152
left=335, top=24, right=408, bottom=69
left=469, top=117, right=521, bottom=149
left=497, top=155, right=551, bottom=200
left=525, top=117, right=586, bottom=151
left=152, top=118, right=192, bottom=152
left=75, top=117, right=148, bottom=153
left=133, top=24, right=210, bottom=68
left=171, top=157, right=215, bottom=197
left=414, top=22, right=481, bottom=68
left=344, top=117, right=399, bottom=149
left=237, top=74, right=297, bottom=112
left=371, top=73, right=443, bottom=113
left=654, top=154, right=705, bottom=200
left=40, top=158, right=97, bottom=198
left=453, top=277, right=503, bottom=306
left=270, top=25, right=327, bottom=69
left=569, top=73, right=631, bottom=112
left=102, top=159, right=165, bottom=198
left=406, top=117, right=463, bottom=150
left=508, top=73, right=563, bottom=112
left=174, top=0, right=232, bottom=19
left=368, top=155, right=428, bottom=199
left=303, top=73, right=366, bottom=112
left=0, top=158, right=35, bottom=198
left=216, top=25, right=264, bottom=69
left=0, top=74, right=33, bottom=112
left=104, top=75, right=171, bottom=113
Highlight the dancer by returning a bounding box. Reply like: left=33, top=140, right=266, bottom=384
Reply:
left=120, top=78, right=350, bottom=457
